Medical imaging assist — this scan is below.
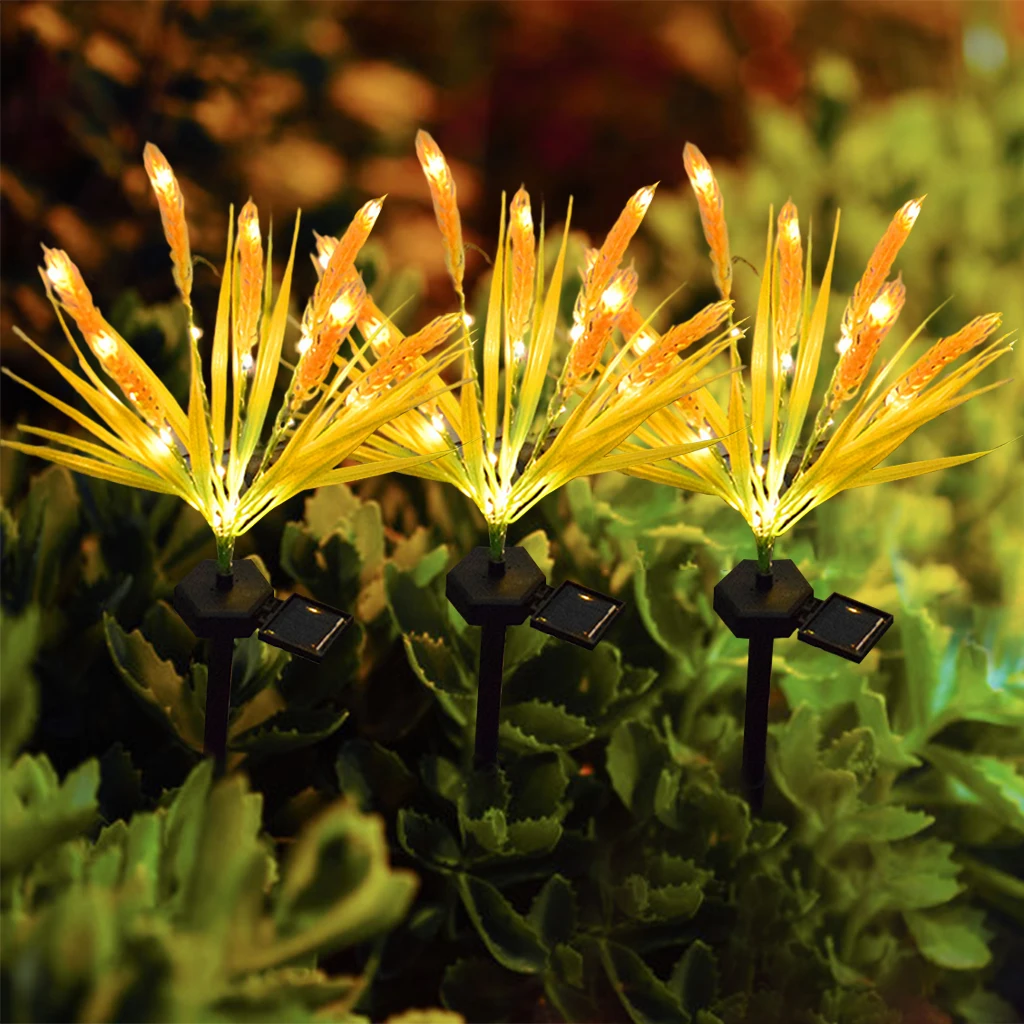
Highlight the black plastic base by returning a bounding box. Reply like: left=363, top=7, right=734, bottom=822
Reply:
left=173, top=558, right=274, bottom=640
left=446, top=546, right=546, bottom=627
left=713, top=559, right=813, bottom=641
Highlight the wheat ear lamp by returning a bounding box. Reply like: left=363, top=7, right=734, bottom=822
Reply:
left=447, top=547, right=623, bottom=768
left=174, top=558, right=352, bottom=769
left=714, top=559, right=892, bottom=813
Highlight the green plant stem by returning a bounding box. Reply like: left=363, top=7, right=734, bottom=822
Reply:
left=488, top=521, right=507, bottom=561
left=756, top=535, right=774, bottom=573
left=215, top=534, right=235, bottom=574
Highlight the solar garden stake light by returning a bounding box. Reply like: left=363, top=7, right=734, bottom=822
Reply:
left=618, top=144, right=1009, bottom=810
left=446, top=545, right=624, bottom=769
left=173, top=556, right=352, bottom=770
left=713, top=559, right=893, bottom=813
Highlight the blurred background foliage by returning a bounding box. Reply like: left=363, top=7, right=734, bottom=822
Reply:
left=2, top=2, right=1023, bottom=1022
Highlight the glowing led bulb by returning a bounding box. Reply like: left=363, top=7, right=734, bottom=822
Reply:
left=756, top=463, right=766, bottom=478
left=516, top=205, right=533, bottom=231
left=837, top=329, right=853, bottom=355
left=780, top=352, right=794, bottom=373
left=634, top=185, right=656, bottom=214
left=45, top=257, right=72, bottom=291
left=488, top=451, right=498, bottom=466
left=785, top=218, right=800, bottom=243
left=190, top=325, right=203, bottom=342
left=512, top=339, right=526, bottom=362
left=296, top=331, right=312, bottom=356
left=462, top=313, right=474, bottom=328
left=868, top=295, right=893, bottom=324
left=92, top=332, right=117, bottom=360
left=158, top=426, right=173, bottom=446
left=569, top=323, right=585, bottom=343
left=430, top=413, right=445, bottom=434
left=150, top=164, right=175, bottom=195
left=241, top=352, right=254, bottom=371
left=633, top=331, right=655, bottom=355
left=601, top=282, right=626, bottom=311
left=329, top=296, right=354, bottom=324
left=692, top=164, right=714, bottom=194
left=698, top=426, right=712, bottom=441
left=216, top=463, right=226, bottom=478
left=245, top=218, right=260, bottom=243
left=901, top=199, right=922, bottom=227
left=425, top=152, right=447, bottom=180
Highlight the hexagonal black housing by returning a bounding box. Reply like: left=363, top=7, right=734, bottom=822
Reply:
left=446, top=546, right=545, bottom=627
left=713, top=559, right=814, bottom=640
left=173, top=558, right=274, bottom=639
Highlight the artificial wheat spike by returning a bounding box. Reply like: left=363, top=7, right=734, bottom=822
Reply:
left=357, top=296, right=401, bottom=351
left=508, top=187, right=536, bottom=343
left=293, top=275, right=367, bottom=407
left=583, top=183, right=657, bottom=309
left=349, top=312, right=462, bottom=406
left=41, top=247, right=105, bottom=339
left=312, top=232, right=338, bottom=279
left=415, top=130, right=465, bottom=299
left=884, top=313, right=1003, bottom=410
left=235, top=200, right=264, bottom=362
left=683, top=142, right=732, bottom=301
left=774, top=201, right=803, bottom=360
left=632, top=300, right=733, bottom=386
left=838, top=196, right=922, bottom=352
left=564, top=267, right=638, bottom=392
left=832, top=276, right=907, bottom=403
left=314, top=197, right=384, bottom=326
left=142, top=142, right=193, bottom=308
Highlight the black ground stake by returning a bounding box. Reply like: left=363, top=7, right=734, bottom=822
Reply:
left=714, top=559, right=894, bottom=814
left=447, top=546, right=624, bottom=769
left=173, top=557, right=353, bottom=771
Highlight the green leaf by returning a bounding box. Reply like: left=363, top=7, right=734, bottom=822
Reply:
left=455, top=873, right=549, bottom=974
left=903, top=905, right=992, bottom=970
left=230, top=708, right=348, bottom=755
left=336, top=739, right=417, bottom=813
left=669, top=941, right=718, bottom=1016
left=0, top=606, right=41, bottom=763
left=500, top=700, right=596, bottom=753
left=528, top=875, right=577, bottom=949
left=398, top=809, right=461, bottom=868
left=103, top=612, right=205, bottom=752
left=607, top=720, right=666, bottom=818
left=922, top=745, right=1024, bottom=833
left=599, top=939, right=684, bottom=1024
left=0, top=754, right=100, bottom=873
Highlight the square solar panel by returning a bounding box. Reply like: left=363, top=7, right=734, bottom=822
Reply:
left=798, top=593, right=893, bottom=663
left=259, top=594, right=352, bottom=662
left=530, top=581, right=623, bottom=650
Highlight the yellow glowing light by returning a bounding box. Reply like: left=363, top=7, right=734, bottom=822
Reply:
left=698, top=426, right=713, bottom=441
left=756, top=463, right=766, bottom=478
left=128, top=391, right=138, bottom=403
left=786, top=218, right=800, bottom=243
left=150, top=164, right=176, bottom=195
left=430, top=413, right=445, bottom=434
left=296, top=332, right=312, bottom=356
left=245, top=218, right=260, bottom=243
left=329, top=297, right=354, bottom=324
left=837, top=329, right=853, bottom=355
left=363, top=198, right=384, bottom=224
left=868, top=295, right=893, bottom=324
left=512, top=339, right=526, bottom=362
left=45, top=259, right=72, bottom=291
left=286, top=418, right=296, bottom=429
left=158, top=426, right=173, bottom=446
left=92, top=332, right=117, bottom=360
left=780, top=352, right=794, bottom=373
left=901, top=199, right=922, bottom=227
left=633, top=331, right=655, bottom=355
left=241, top=352, right=254, bottom=371
left=634, top=185, right=656, bottom=215
left=190, top=324, right=203, bottom=342
left=569, top=323, right=585, bottom=343
left=691, top=164, right=714, bottom=194
left=462, top=312, right=474, bottom=328
left=729, top=327, right=743, bottom=339
left=425, top=152, right=447, bottom=181
left=216, top=463, right=226, bottom=478
left=517, top=205, right=533, bottom=231
left=488, top=451, right=498, bottom=466
left=601, top=282, right=626, bottom=311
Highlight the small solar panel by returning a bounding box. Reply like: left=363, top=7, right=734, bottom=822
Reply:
left=798, top=593, right=893, bottom=663
left=259, top=594, right=352, bottom=662
left=530, top=581, right=623, bottom=650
